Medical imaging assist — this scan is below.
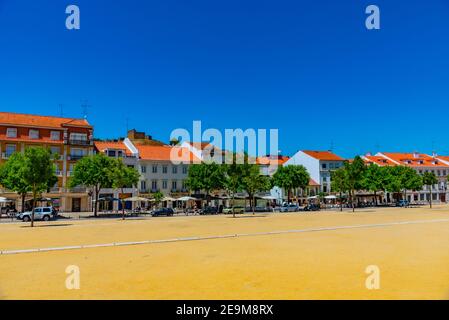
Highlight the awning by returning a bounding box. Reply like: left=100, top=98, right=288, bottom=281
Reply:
left=123, top=196, right=150, bottom=202
left=177, top=196, right=196, bottom=202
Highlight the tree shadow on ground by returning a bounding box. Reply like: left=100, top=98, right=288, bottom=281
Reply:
left=20, top=224, right=73, bottom=228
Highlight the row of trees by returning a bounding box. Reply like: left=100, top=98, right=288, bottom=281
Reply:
left=185, top=155, right=311, bottom=217
left=0, top=148, right=141, bottom=226
left=332, top=156, right=438, bottom=211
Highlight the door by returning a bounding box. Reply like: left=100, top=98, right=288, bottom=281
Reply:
left=72, top=198, right=81, bottom=212
left=34, top=208, right=42, bottom=219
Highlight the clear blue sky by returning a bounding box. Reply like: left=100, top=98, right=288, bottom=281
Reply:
left=0, top=1, right=448, bottom=158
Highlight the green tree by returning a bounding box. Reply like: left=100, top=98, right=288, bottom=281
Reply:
left=422, top=171, right=438, bottom=208
left=69, top=153, right=115, bottom=217
left=110, top=159, right=140, bottom=220
left=385, top=166, right=423, bottom=205
left=185, top=162, right=225, bottom=206
left=272, top=165, right=310, bottom=203
left=331, top=167, right=348, bottom=212
left=362, top=164, right=387, bottom=206
left=223, top=160, right=244, bottom=217
left=242, top=165, right=271, bottom=215
left=344, top=156, right=366, bottom=212
left=21, top=147, right=58, bottom=227
left=152, top=191, right=164, bottom=208
left=0, top=152, right=31, bottom=213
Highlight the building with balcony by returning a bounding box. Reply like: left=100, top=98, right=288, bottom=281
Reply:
left=0, top=111, right=94, bottom=212
left=94, top=140, right=139, bottom=211
left=362, top=152, right=449, bottom=204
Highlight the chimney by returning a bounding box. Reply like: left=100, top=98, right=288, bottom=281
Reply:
left=413, top=151, right=420, bottom=159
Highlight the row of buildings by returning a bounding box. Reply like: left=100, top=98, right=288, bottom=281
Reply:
left=1, top=111, right=448, bottom=212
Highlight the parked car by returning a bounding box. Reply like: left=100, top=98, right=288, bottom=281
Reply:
left=396, top=200, right=409, bottom=207
left=280, top=204, right=300, bottom=212
left=17, top=207, right=54, bottom=222
left=200, top=206, right=219, bottom=215
left=223, top=206, right=245, bottom=214
left=151, top=208, right=174, bottom=217
left=304, top=204, right=321, bottom=211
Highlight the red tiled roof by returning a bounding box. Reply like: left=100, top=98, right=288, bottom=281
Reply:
left=302, top=150, right=344, bottom=161
left=136, top=145, right=201, bottom=163
left=256, top=156, right=290, bottom=166
left=94, top=141, right=132, bottom=156
left=381, top=152, right=448, bottom=168
left=363, top=155, right=396, bottom=167
left=309, top=179, right=320, bottom=186
left=0, top=112, right=92, bottom=129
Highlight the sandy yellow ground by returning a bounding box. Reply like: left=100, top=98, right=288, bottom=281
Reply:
left=1, top=206, right=449, bottom=300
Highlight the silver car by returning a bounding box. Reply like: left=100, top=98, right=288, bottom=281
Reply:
left=17, top=207, right=54, bottom=222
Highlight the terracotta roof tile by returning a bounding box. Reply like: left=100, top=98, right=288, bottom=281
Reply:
left=302, top=150, right=344, bottom=161
left=136, top=145, right=201, bottom=163
left=0, top=112, right=92, bottom=129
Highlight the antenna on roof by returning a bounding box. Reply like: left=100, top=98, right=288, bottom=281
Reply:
left=58, top=104, right=64, bottom=117
left=329, top=140, right=334, bottom=152
left=81, top=99, right=91, bottom=119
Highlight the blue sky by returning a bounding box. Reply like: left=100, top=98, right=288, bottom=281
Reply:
left=0, top=0, right=448, bottom=158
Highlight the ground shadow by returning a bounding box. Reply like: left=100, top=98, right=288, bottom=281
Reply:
left=20, top=224, right=73, bottom=228
left=227, top=215, right=268, bottom=219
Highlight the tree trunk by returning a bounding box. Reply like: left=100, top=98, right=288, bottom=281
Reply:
left=121, top=187, right=126, bottom=220
left=340, top=192, right=343, bottom=212
left=94, top=186, right=99, bottom=217
left=31, top=187, right=36, bottom=228
left=351, top=190, right=355, bottom=212
left=232, top=194, right=236, bottom=218
left=374, top=191, right=378, bottom=206
left=252, top=195, right=255, bottom=215
left=21, top=193, right=26, bottom=213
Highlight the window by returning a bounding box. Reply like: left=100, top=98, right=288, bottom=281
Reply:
left=151, top=180, right=158, bottom=190
left=5, top=145, right=16, bottom=157
left=172, top=166, right=178, bottom=174
left=162, top=180, right=168, bottom=189
left=172, top=181, right=177, bottom=190
left=329, top=163, right=335, bottom=169
left=140, top=181, right=146, bottom=191
left=50, top=146, right=61, bottom=156
left=50, top=131, right=60, bottom=141
left=108, top=150, right=116, bottom=157
left=322, top=163, right=327, bottom=169
left=141, top=166, right=147, bottom=174
left=182, top=180, right=187, bottom=190
left=117, top=150, right=123, bottom=157
left=152, top=165, right=158, bottom=173
left=6, top=128, right=17, bottom=138
left=29, top=129, right=39, bottom=139
left=70, top=133, right=87, bottom=141
left=182, top=166, right=188, bottom=174
left=162, top=166, right=168, bottom=174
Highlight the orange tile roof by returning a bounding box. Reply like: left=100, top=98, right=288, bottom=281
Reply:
left=136, top=145, right=201, bottom=163
left=94, top=141, right=132, bottom=156
left=302, top=150, right=344, bottom=161
left=188, top=142, right=216, bottom=150
left=256, top=156, right=290, bottom=166
left=380, top=153, right=448, bottom=167
left=363, top=155, right=396, bottom=166
left=0, top=112, right=92, bottom=129
left=309, top=179, right=320, bottom=186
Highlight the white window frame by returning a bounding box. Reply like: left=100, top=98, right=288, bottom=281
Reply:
left=29, top=129, right=39, bottom=139
left=6, top=128, right=17, bottom=138
left=50, top=131, right=61, bottom=141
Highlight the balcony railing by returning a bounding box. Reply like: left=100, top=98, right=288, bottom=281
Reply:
left=68, top=155, right=85, bottom=161
left=68, top=139, right=91, bottom=146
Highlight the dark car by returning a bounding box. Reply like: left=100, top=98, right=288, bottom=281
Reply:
left=396, top=200, right=409, bottom=207
left=152, top=208, right=174, bottom=217
left=200, top=206, right=219, bottom=215
left=304, top=204, right=320, bottom=211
